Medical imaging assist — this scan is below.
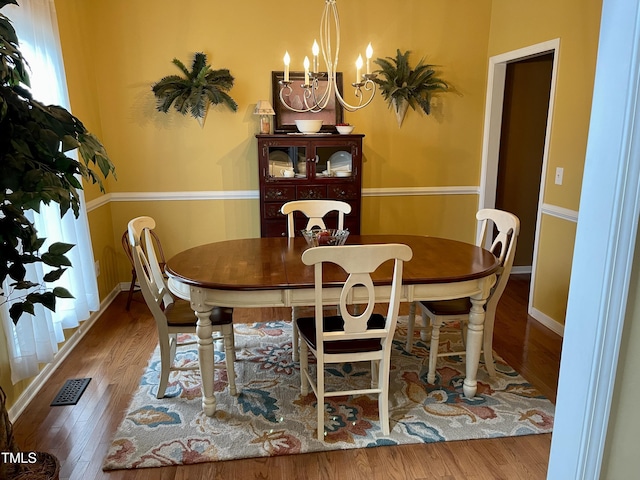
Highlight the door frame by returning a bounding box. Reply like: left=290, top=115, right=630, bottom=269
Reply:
left=478, top=38, right=561, bottom=333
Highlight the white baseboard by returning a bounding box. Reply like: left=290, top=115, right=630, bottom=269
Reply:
left=530, top=306, right=565, bottom=337
left=511, top=266, right=532, bottom=274
left=7, top=285, right=121, bottom=422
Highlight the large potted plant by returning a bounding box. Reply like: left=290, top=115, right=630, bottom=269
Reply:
left=373, top=49, right=448, bottom=127
left=0, top=0, right=116, bottom=324
left=1, top=1, right=115, bottom=477
left=151, top=52, right=238, bottom=127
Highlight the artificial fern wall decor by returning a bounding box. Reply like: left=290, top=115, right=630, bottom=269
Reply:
left=151, top=52, right=238, bottom=127
left=373, top=50, right=448, bottom=127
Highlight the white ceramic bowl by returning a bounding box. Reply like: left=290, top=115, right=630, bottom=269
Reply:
left=295, top=119, right=323, bottom=133
left=336, top=125, right=355, bottom=134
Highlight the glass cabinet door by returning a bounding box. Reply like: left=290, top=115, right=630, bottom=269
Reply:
left=267, top=145, right=306, bottom=179
left=315, top=145, right=354, bottom=179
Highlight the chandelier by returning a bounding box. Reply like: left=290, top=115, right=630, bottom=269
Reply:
left=278, top=0, right=377, bottom=113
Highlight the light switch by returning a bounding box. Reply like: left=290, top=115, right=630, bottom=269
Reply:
left=555, top=167, right=564, bottom=185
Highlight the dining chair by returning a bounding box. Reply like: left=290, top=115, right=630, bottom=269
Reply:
left=281, top=199, right=353, bottom=362
left=406, top=208, right=520, bottom=384
left=127, top=216, right=237, bottom=399
left=297, top=243, right=413, bottom=440
left=121, top=228, right=166, bottom=310
left=280, top=199, right=352, bottom=235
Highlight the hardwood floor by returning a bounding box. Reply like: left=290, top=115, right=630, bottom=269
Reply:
left=11, top=273, right=561, bottom=480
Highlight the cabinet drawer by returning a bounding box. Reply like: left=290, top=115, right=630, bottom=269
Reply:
left=264, top=202, right=286, bottom=219
left=264, top=186, right=296, bottom=201
left=328, top=184, right=359, bottom=200
left=297, top=186, right=326, bottom=200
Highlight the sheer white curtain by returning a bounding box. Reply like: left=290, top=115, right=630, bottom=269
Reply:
left=1, top=0, right=100, bottom=383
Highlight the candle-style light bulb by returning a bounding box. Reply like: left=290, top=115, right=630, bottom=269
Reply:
left=365, top=43, right=373, bottom=74
left=312, top=40, right=320, bottom=73
left=283, top=51, right=290, bottom=82
left=303, top=56, right=310, bottom=86
left=355, top=55, right=363, bottom=83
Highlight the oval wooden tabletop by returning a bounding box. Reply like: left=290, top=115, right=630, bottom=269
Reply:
left=165, top=235, right=500, bottom=291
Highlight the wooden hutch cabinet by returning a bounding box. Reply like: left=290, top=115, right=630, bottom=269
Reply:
left=256, top=133, right=364, bottom=237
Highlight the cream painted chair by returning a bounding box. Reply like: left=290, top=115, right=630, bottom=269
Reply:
left=297, top=243, right=413, bottom=440
left=281, top=199, right=352, bottom=361
left=128, top=216, right=237, bottom=399
left=121, top=228, right=166, bottom=310
left=406, top=208, right=520, bottom=383
left=280, top=199, right=351, bottom=235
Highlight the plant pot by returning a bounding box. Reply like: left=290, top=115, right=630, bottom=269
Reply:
left=1, top=386, right=19, bottom=478
left=1, top=387, right=59, bottom=480
left=11, top=453, right=60, bottom=480
left=392, top=97, right=409, bottom=127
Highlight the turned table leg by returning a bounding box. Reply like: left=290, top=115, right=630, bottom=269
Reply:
left=191, top=288, right=217, bottom=416
left=462, top=276, right=494, bottom=399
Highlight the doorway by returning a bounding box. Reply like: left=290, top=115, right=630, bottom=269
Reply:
left=479, top=39, right=560, bottom=329
left=496, top=53, right=554, bottom=270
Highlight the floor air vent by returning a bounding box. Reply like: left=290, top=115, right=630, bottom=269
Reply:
left=50, top=378, right=91, bottom=406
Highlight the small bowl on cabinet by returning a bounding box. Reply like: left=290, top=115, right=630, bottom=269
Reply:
left=335, top=124, right=355, bottom=134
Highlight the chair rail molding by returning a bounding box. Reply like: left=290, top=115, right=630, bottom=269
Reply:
left=362, top=186, right=479, bottom=197
left=85, top=193, right=111, bottom=212
left=85, top=187, right=481, bottom=213
left=540, top=203, right=579, bottom=223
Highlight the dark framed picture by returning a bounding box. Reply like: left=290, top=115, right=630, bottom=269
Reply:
left=271, top=71, right=344, bottom=133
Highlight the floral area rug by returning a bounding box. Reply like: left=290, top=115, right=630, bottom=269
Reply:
left=102, top=317, right=554, bottom=470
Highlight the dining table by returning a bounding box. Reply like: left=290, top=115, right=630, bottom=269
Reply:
left=165, top=234, right=500, bottom=417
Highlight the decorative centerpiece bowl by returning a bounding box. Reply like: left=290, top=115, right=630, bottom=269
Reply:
left=295, top=119, right=323, bottom=133
left=336, top=124, right=354, bottom=134
left=301, top=228, right=350, bottom=247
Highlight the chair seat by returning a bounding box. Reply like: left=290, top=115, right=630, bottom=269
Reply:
left=296, top=314, right=385, bottom=354
left=165, top=299, right=233, bottom=327
left=420, top=298, right=472, bottom=316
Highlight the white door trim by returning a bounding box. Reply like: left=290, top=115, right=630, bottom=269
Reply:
left=478, top=38, right=561, bottom=326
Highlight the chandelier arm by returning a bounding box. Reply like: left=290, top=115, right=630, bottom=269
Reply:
left=320, top=2, right=330, bottom=73
left=330, top=1, right=340, bottom=74
left=334, top=79, right=377, bottom=112
left=304, top=76, right=334, bottom=111
left=279, top=83, right=317, bottom=113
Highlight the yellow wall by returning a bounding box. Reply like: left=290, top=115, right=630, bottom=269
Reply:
left=362, top=195, right=478, bottom=242
left=1, top=0, right=601, bottom=409
left=532, top=215, right=576, bottom=321
left=488, top=0, right=601, bottom=324
left=54, top=0, right=494, bottom=268
left=489, top=0, right=600, bottom=210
